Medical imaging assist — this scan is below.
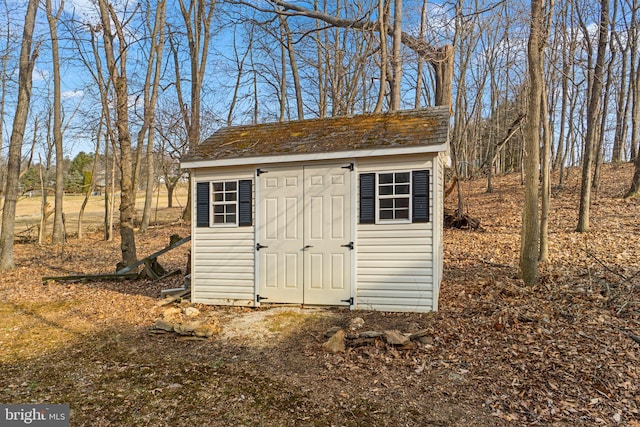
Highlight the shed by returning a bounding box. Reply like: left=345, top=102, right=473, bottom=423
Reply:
left=181, top=106, right=450, bottom=313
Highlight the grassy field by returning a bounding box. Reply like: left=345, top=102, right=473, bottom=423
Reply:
left=10, top=184, right=189, bottom=239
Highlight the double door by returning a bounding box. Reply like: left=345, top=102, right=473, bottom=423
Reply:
left=257, top=164, right=352, bottom=305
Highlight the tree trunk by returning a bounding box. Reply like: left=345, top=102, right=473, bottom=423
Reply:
left=577, top=0, right=609, bottom=232
left=539, top=83, right=551, bottom=262
left=97, top=0, right=137, bottom=266
left=140, top=1, right=166, bottom=233
left=0, top=0, right=39, bottom=271
left=520, top=0, right=545, bottom=286
left=390, top=0, right=402, bottom=111
left=46, top=0, right=65, bottom=245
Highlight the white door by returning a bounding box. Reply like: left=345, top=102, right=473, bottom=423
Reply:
left=303, top=164, right=351, bottom=305
left=258, top=167, right=304, bottom=304
left=257, top=164, right=352, bottom=305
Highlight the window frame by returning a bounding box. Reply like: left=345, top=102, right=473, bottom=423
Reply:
left=211, top=180, right=239, bottom=227
left=375, top=171, right=412, bottom=224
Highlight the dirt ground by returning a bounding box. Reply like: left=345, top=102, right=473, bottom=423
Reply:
left=0, top=164, right=639, bottom=426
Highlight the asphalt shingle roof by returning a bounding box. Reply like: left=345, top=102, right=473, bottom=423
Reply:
left=183, top=106, right=449, bottom=162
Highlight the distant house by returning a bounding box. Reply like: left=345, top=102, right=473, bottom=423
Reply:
left=181, top=106, right=450, bottom=312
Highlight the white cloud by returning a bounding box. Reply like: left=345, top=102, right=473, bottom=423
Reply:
left=62, top=90, right=84, bottom=99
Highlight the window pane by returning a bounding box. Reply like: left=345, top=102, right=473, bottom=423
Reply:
left=213, top=214, right=225, bottom=223
left=227, top=204, right=236, bottom=214
left=214, top=205, right=224, bottom=213
left=226, top=192, right=237, bottom=202
left=380, top=199, right=393, bottom=209
left=396, top=184, right=410, bottom=194
left=396, top=209, right=409, bottom=219
left=213, top=182, right=223, bottom=192
left=379, top=173, right=393, bottom=184
left=225, top=181, right=237, bottom=191
left=214, top=193, right=223, bottom=202
left=396, top=172, right=410, bottom=183
left=380, top=210, right=393, bottom=220
left=395, top=198, right=409, bottom=208
left=379, top=185, right=393, bottom=195
left=226, top=214, right=236, bottom=223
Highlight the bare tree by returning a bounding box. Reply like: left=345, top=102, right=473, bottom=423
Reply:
left=45, top=0, right=65, bottom=245
left=0, top=0, right=39, bottom=271
left=576, top=0, right=609, bottom=232
left=520, top=0, right=547, bottom=286
left=95, top=0, right=138, bottom=266
left=176, top=0, right=217, bottom=222
left=139, top=0, right=167, bottom=232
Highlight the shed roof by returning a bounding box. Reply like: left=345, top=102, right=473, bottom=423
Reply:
left=183, top=106, right=449, bottom=166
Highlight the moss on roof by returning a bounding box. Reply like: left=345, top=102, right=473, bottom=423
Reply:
left=184, top=106, right=450, bottom=162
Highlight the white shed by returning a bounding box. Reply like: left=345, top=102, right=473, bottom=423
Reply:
left=181, top=106, right=450, bottom=313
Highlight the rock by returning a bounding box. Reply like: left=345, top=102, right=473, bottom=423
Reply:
left=322, top=329, right=345, bottom=353
left=324, top=326, right=342, bottom=338
left=397, top=341, right=417, bottom=351
left=193, top=323, right=220, bottom=338
left=184, top=307, right=200, bottom=317
left=162, top=307, right=181, bottom=318
left=167, top=383, right=183, bottom=390
left=359, top=331, right=383, bottom=339
left=349, top=337, right=376, bottom=347
left=407, top=322, right=421, bottom=333
left=417, top=335, right=433, bottom=345
left=154, top=319, right=174, bottom=332
left=173, top=321, right=201, bottom=335
left=348, top=317, right=365, bottom=330
left=409, top=329, right=430, bottom=341
left=383, top=330, right=410, bottom=346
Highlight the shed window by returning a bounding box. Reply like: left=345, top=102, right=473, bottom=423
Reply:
left=377, top=172, right=411, bottom=221
left=212, top=181, right=238, bottom=225
left=196, top=179, right=252, bottom=227
left=359, top=170, right=429, bottom=224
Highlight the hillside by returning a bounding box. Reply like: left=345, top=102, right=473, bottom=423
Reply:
left=0, top=163, right=638, bottom=426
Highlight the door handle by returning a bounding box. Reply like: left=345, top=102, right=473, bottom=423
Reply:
left=302, top=245, right=313, bottom=251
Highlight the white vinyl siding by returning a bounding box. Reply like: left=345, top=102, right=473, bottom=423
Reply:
left=355, top=155, right=436, bottom=312
left=192, top=168, right=256, bottom=306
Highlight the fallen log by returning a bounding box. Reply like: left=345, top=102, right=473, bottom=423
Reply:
left=42, top=272, right=138, bottom=283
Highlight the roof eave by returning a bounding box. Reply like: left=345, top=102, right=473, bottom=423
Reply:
left=181, top=143, right=447, bottom=169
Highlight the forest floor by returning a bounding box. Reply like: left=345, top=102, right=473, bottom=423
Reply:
left=0, top=164, right=639, bottom=426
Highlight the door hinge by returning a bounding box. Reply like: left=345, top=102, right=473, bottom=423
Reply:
left=341, top=297, right=354, bottom=305
left=256, top=168, right=268, bottom=176
left=257, top=295, right=268, bottom=302
left=341, top=242, right=354, bottom=250
left=341, top=163, right=354, bottom=171
left=256, top=243, right=268, bottom=251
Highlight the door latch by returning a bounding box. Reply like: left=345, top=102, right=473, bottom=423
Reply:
left=341, top=242, right=354, bottom=250
left=341, top=297, right=354, bottom=305
left=257, top=295, right=268, bottom=302
left=302, top=245, right=314, bottom=251
left=256, top=243, right=268, bottom=251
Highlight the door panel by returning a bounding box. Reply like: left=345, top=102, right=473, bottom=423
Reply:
left=258, top=167, right=304, bottom=303
left=258, top=164, right=351, bottom=305
left=303, top=165, right=351, bottom=305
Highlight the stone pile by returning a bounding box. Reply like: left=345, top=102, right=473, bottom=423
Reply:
left=151, top=303, right=220, bottom=339
left=322, top=317, right=433, bottom=353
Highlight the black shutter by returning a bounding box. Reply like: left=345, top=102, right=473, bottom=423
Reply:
left=412, top=170, right=430, bottom=223
left=196, top=182, right=210, bottom=227
left=359, top=173, right=376, bottom=224
left=238, top=180, right=252, bottom=226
